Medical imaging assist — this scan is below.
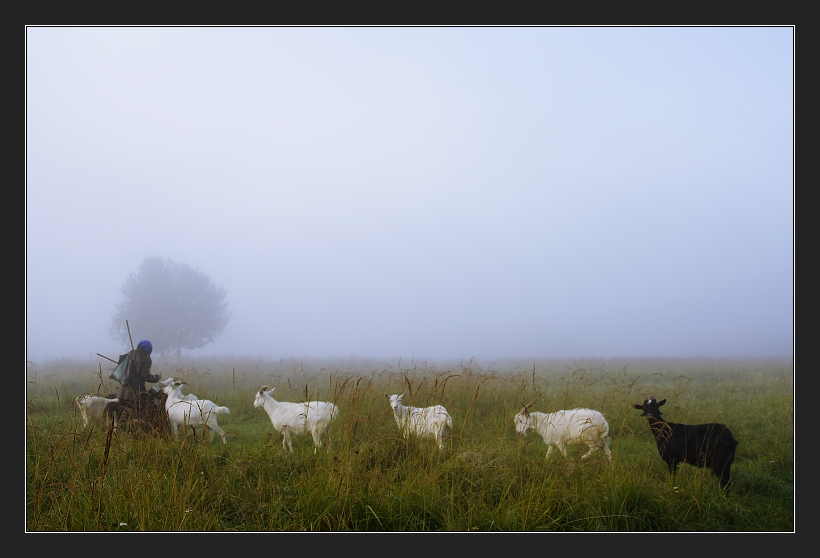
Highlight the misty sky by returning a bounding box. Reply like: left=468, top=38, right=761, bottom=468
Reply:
left=25, top=26, right=794, bottom=364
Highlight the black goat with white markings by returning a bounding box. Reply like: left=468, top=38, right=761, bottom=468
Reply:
left=633, top=397, right=739, bottom=488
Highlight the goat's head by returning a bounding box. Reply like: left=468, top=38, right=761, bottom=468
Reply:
left=254, top=386, right=273, bottom=409
left=385, top=393, right=406, bottom=411
left=634, top=397, right=666, bottom=418
left=514, top=408, right=533, bottom=435
left=161, top=379, right=188, bottom=395
left=146, top=387, right=167, bottom=407
left=513, top=398, right=538, bottom=435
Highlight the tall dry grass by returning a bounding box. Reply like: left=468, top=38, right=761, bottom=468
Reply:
left=26, top=356, right=793, bottom=531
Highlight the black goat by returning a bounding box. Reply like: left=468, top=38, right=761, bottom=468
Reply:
left=633, top=397, right=738, bottom=488
left=104, top=388, right=170, bottom=435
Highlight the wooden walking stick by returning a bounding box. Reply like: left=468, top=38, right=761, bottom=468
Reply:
left=126, top=320, right=135, bottom=351
left=96, top=353, right=117, bottom=364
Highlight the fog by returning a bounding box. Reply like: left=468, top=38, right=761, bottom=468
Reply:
left=25, top=26, right=794, bottom=365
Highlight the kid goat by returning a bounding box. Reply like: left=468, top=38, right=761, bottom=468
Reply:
left=514, top=403, right=612, bottom=461
left=633, top=397, right=738, bottom=487
left=253, top=386, right=339, bottom=454
left=162, top=380, right=230, bottom=444
left=385, top=393, right=452, bottom=450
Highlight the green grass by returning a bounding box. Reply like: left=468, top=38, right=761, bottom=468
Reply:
left=26, top=356, right=794, bottom=531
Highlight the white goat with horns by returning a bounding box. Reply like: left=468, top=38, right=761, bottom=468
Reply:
left=253, top=386, right=339, bottom=454
left=514, top=400, right=612, bottom=462
left=385, top=393, right=452, bottom=450
left=162, top=379, right=230, bottom=444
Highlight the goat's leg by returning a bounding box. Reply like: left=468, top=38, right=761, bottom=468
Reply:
left=713, top=459, right=732, bottom=487
left=718, top=466, right=732, bottom=488
left=109, top=406, right=120, bottom=431
left=211, top=424, right=228, bottom=444
left=581, top=444, right=599, bottom=459
left=322, top=427, right=332, bottom=452
left=281, top=430, right=293, bottom=453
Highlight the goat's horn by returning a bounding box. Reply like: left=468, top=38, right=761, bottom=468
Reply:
left=524, top=394, right=541, bottom=409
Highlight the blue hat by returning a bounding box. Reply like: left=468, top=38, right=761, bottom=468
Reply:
left=137, top=340, right=153, bottom=355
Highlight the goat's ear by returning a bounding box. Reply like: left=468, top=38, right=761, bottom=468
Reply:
left=399, top=392, right=406, bottom=398
left=634, top=404, right=643, bottom=410
left=384, top=393, right=390, bottom=399
left=658, top=399, right=666, bottom=407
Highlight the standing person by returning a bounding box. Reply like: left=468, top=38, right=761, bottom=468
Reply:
left=117, top=339, right=162, bottom=419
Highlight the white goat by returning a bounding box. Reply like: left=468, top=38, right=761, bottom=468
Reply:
left=162, top=380, right=230, bottom=444
left=385, top=393, right=452, bottom=450
left=74, top=393, right=119, bottom=428
left=514, top=404, right=612, bottom=462
left=253, top=386, right=339, bottom=454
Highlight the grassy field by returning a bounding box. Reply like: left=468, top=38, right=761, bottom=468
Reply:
left=25, top=356, right=794, bottom=532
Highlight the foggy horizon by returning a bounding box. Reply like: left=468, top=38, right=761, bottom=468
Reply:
left=25, top=26, right=794, bottom=366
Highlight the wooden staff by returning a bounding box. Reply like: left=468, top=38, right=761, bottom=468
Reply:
left=97, top=353, right=117, bottom=364
left=126, top=320, right=135, bottom=350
